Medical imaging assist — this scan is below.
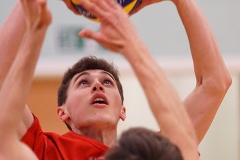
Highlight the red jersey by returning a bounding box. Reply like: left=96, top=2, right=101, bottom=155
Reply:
left=21, top=115, right=109, bottom=160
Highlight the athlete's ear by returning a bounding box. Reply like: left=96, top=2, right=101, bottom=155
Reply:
left=120, top=106, right=126, bottom=121
left=57, top=106, right=69, bottom=122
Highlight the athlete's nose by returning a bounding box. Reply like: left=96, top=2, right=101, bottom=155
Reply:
left=92, top=81, right=104, bottom=92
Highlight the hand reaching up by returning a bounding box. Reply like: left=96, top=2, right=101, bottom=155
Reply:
left=21, top=0, right=52, bottom=31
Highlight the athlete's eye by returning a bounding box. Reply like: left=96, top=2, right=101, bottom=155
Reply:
left=104, top=79, right=112, bottom=85
left=79, top=79, right=88, bottom=85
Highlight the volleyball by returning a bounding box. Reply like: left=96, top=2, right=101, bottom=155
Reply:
left=71, top=0, right=141, bottom=21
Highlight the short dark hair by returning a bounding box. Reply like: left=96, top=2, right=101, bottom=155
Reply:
left=104, top=127, right=183, bottom=160
left=58, top=56, right=124, bottom=106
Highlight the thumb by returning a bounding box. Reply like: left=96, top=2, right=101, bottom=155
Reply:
left=79, top=29, right=97, bottom=39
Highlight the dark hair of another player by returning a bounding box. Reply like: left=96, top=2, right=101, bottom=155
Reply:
left=104, top=127, right=183, bottom=160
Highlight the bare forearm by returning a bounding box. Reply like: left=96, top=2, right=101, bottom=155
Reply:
left=0, top=29, right=47, bottom=134
left=173, top=0, right=230, bottom=83
left=123, top=43, right=198, bottom=159
left=0, top=0, right=51, bottom=149
left=172, top=0, right=232, bottom=143
left=0, top=1, right=26, bottom=88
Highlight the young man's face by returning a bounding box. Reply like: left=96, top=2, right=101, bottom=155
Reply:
left=58, top=69, right=126, bottom=132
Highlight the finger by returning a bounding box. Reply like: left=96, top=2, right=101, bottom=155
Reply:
left=20, top=0, right=31, bottom=16
left=62, top=0, right=81, bottom=15
left=79, top=30, right=122, bottom=53
left=91, top=0, right=113, bottom=13
left=79, top=29, right=111, bottom=47
left=38, top=0, right=47, bottom=11
left=76, top=0, right=106, bottom=19
left=103, top=0, right=121, bottom=10
left=38, top=0, right=52, bottom=26
left=78, top=29, right=98, bottom=40
left=91, top=0, right=124, bottom=17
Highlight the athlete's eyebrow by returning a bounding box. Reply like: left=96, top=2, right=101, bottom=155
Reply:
left=73, top=72, right=90, bottom=84
left=73, top=71, right=116, bottom=84
left=100, top=71, right=116, bottom=81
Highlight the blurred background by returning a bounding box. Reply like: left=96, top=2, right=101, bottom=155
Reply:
left=1, top=0, right=239, bottom=159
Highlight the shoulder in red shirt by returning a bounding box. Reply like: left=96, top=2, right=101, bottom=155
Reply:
left=21, top=115, right=109, bottom=160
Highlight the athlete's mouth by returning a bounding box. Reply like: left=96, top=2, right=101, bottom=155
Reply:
left=91, top=94, right=109, bottom=105
left=93, top=98, right=106, bottom=104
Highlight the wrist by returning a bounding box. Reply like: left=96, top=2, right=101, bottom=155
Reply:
left=122, top=40, right=150, bottom=67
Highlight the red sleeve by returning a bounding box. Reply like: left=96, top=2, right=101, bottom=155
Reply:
left=21, top=114, right=45, bottom=160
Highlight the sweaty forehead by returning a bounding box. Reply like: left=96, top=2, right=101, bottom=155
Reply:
left=72, top=69, right=116, bottom=83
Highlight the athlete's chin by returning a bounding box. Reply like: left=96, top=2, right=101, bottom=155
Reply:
left=83, top=115, right=118, bottom=128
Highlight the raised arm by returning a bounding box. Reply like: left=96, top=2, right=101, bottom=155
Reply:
left=121, top=42, right=199, bottom=159
left=0, top=0, right=52, bottom=159
left=76, top=0, right=198, bottom=159
left=117, top=0, right=232, bottom=143
left=0, top=1, right=26, bottom=88
left=171, top=0, right=232, bottom=143
left=0, top=1, right=35, bottom=138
